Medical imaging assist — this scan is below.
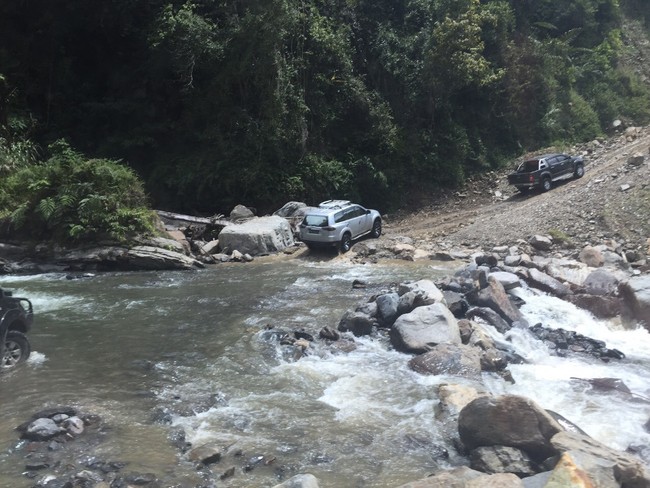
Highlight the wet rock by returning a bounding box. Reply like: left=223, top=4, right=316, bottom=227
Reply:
left=390, top=303, right=461, bottom=354
left=489, top=271, right=521, bottom=290
left=480, top=349, right=509, bottom=372
left=398, top=279, right=444, bottom=304
left=458, top=395, right=564, bottom=461
left=528, top=323, right=625, bottom=360
left=338, top=310, right=375, bottom=337
left=465, top=307, right=510, bottom=334
left=435, top=384, right=487, bottom=420
left=550, top=431, right=650, bottom=487
left=62, top=416, right=84, bottom=436
left=394, top=466, right=524, bottom=488
left=475, top=254, right=498, bottom=267
left=220, top=466, right=236, bottom=480
left=272, top=473, right=320, bottom=488
left=23, top=418, right=63, bottom=441
left=619, top=275, right=650, bottom=327
left=524, top=268, right=571, bottom=297
left=219, top=216, right=294, bottom=256
left=319, top=326, right=340, bottom=341
left=471, top=276, right=527, bottom=326
left=376, top=292, right=400, bottom=327
left=564, top=294, right=622, bottom=319
left=187, top=443, right=224, bottom=465
left=408, top=343, right=481, bottom=379
left=469, top=445, right=537, bottom=476
left=584, top=269, right=619, bottom=296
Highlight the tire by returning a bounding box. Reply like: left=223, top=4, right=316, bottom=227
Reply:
left=574, top=163, right=584, bottom=179
left=2, top=331, right=31, bottom=369
left=541, top=177, right=552, bottom=192
left=370, top=218, right=382, bottom=238
left=340, top=233, right=352, bottom=253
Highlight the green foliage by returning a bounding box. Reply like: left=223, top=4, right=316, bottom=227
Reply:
left=0, top=141, right=156, bottom=243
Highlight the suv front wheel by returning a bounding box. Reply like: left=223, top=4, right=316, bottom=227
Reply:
left=2, top=331, right=31, bottom=369
left=371, top=218, right=382, bottom=238
left=340, top=233, right=352, bottom=253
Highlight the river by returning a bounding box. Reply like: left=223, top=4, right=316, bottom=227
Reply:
left=1, top=258, right=649, bottom=487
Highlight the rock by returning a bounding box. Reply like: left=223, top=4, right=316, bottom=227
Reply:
left=443, top=291, right=469, bottom=318
left=376, top=292, right=400, bottom=327
left=272, top=473, right=320, bottom=488
left=525, top=268, right=571, bottom=297
left=458, top=395, right=564, bottom=461
left=319, top=326, right=340, bottom=341
left=398, top=280, right=444, bottom=304
left=579, top=246, right=604, bottom=267
left=62, top=416, right=84, bottom=436
left=529, top=235, right=553, bottom=251
left=148, top=236, right=187, bottom=254
left=201, top=240, right=220, bottom=255
left=125, top=246, right=204, bottom=270
left=390, top=303, right=461, bottom=354
left=218, top=216, right=295, bottom=256
left=23, top=418, right=62, bottom=441
left=187, top=443, right=224, bottom=465
left=619, top=275, right=650, bottom=326
left=273, top=201, right=308, bottom=218
left=627, top=153, right=646, bottom=166
left=408, top=343, right=482, bottom=379
left=504, top=255, right=522, bottom=267
left=230, top=204, right=255, bottom=220
left=435, top=384, right=486, bottom=420
left=540, top=451, right=618, bottom=488
left=469, top=445, right=537, bottom=476
left=544, top=259, right=591, bottom=287
left=394, top=467, right=524, bottom=488
left=489, top=271, right=521, bottom=290
left=473, top=276, right=527, bottom=325
left=583, top=269, right=619, bottom=296
left=551, top=431, right=650, bottom=488
left=466, top=307, right=510, bottom=334
left=564, top=294, right=621, bottom=319
left=338, top=310, right=375, bottom=337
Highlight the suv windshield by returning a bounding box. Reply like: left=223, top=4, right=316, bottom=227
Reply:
left=304, top=215, right=329, bottom=227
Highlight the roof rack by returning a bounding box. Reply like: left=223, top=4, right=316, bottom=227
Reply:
left=318, top=199, right=351, bottom=209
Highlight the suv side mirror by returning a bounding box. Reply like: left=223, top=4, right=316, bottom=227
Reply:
left=365, top=209, right=370, bottom=215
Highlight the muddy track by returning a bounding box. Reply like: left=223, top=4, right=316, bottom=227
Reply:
left=383, top=129, right=650, bottom=247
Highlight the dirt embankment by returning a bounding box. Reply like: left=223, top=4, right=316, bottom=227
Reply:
left=382, top=127, right=650, bottom=256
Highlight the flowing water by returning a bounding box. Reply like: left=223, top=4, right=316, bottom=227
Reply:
left=1, top=258, right=649, bottom=487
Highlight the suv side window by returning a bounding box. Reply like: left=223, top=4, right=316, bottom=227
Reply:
left=334, top=210, right=348, bottom=223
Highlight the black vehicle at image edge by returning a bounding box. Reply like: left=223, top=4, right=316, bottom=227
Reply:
left=0, top=287, right=34, bottom=369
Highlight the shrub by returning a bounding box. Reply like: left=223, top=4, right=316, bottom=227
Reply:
left=0, top=140, right=157, bottom=243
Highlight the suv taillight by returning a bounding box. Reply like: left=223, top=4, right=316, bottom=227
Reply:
left=529, top=175, right=534, bottom=182
left=323, top=226, right=336, bottom=231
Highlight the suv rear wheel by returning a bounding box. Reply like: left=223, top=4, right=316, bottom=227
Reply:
left=340, top=233, right=352, bottom=253
left=574, top=163, right=584, bottom=178
left=541, top=177, right=552, bottom=192
left=2, top=331, right=31, bottom=369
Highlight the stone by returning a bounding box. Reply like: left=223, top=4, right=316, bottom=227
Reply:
left=529, top=235, right=553, bottom=251
left=338, top=310, right=375, bottom=337
left=376, top=292, right=400, bottom=327
left=230, top=204, right=255, bottom=220
left=125, top=246, right=204, bottom=270
left=466, top=307, right=511, bottom=334
left=272, top=473, right=320, bottom=488
left=398, top=280, right=445, bottom=304
left=187, top=443, right=224, bottom=465
left=394, top=467, right=524, bottom=488
left=201, top=240, right=220, bottom=255
left=218, top=216, right=295, bottom=256
left=489, top=271, right=521, bottom=290
left=390, top=303, right=461, bottom=354
left=273, top=201, right=308, bottom=218
left=408, top=343, right=482, bottom=379
left=23, top=418, right=62, bottom=441
left=583, top=269, right=619, bottom=296
left=550, top=431, right=650, bottom=488
left=627, top=153, right=645, bottom=167
left=474, top=276, right=527, bottom=325
left=525, top=268, right=571, bottom=297
left=469, top=445, right=537, bottom=476
left=63, top=416, right=84, bottom=436
left=435, top=384, right=486, bottom=419
left=564, top=294, right=621, bottom=319
left=458, top=395, right=564, bottom=461
left=619, top=275, right=650, bottom=327
left=579, top=246, right=604, bottom=267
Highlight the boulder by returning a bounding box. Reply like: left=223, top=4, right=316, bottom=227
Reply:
left=473, top=276, right=527, bottom=326
left=229, top=204, right=255, bottom=220
left=627, top=153, right=646, bottom=167
left=273, top=201, right=308, bottom=218
left=583, top=269, right=619, bottom=296
left=544, top=259, right=591, bottom=288
left=539, top=451, right=618, bottom=488
left=398, top=280, right=445, bottom=304
left=458, top=395, right=564, bottom=461
left=23, top=418, right=62, bottom=441
left=466, top=307, right=511, bottom=334
left=394, top=467, right=524, bottom=488
left=579, top=246, right=604, bottom=267
left=489, top=272, right=521, bottom=291
left=390, top=303, right=461, bottom=354
left=376, top=292, right=400, bottom=327
left=188, top=443, right=224, bottom=465
left=218, top=216, right=295, bottom=256
left=619, top=275, right=650, bottom=327
left=525, top=268, right=571, bottom=298
left=551, top=431, right=650, bottom=487
left=408, top=343, right=482, bottom=379
left=564, top=294, right=622, bottom=319
left=125, top=246, right=204, bottom=270
left=201, top=240, right=221, bottom=255
left=435, top=384, right=487, bottom=420
left=338, top=310, right=375, bottom=337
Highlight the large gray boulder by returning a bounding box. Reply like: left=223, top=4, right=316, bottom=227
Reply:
left=458, top=395, right=564, bottom=461
left=619, top=275, right=650, bottom=327
left=408, top=343, right=481, bottom=379
left=524, top=268, right=571, bottom=298
left=272, top=473, right=320, bottom=488
left=474, top=276, right=527, bottom=326
left=218, top=216, right=295, bottom=256
left=390, top=303, right=461, bottom=354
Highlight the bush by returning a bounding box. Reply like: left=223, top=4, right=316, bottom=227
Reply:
left=0, top=140, right=157, bottom=243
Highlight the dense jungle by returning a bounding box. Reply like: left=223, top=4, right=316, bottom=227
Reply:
left=1, top=0, right=650, bottom=243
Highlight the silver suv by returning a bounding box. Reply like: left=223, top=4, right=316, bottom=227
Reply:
left=299, top=200, right=382, bottom=252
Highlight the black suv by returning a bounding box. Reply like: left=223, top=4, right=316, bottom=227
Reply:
left=0, top=287, right=33, bottom=369
left=507, top=153, right=584, bottom=192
